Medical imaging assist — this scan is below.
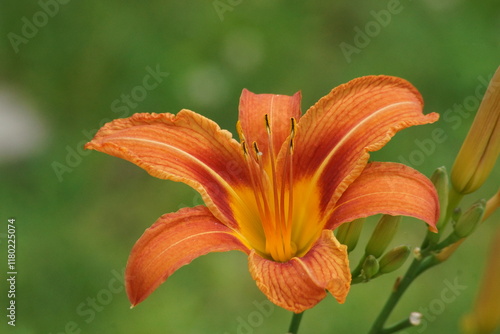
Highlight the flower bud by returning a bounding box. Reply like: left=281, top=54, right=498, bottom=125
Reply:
left=484, top=188, right=500, bottom=221
left=451, top=66, right=500, bottom=194
left=365, top=215, right=401, bottom=258
left=379, top=245, right=411, bottom=274
left=435, top=242, right=460, bottom=263
left=437, top=191, right=499, bottom=263
left=461, top=227, right=500, bottom=334
left=362, top=255, right=379, bottom=280
left=452, top=207, right=462, bottom=224
left=430, top=166, right=448, bottom=229
left=336, top=218, right=365, bottom=252
left=454, top=200, right=485, bottom=238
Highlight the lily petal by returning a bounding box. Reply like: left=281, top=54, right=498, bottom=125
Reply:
left=85, top=111, right=250, bottom=230
left=248, top=230, right=350, bottom=313
left=327, top=162, right=439, bottom=231
left=126, top=206, right=248, bottom=307
left=292, top=76, right=439, bottom=217
left=238, top=89, right=301, bottom=164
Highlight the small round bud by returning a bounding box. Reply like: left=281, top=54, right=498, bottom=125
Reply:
left=362, top=255, right=379, bottom=280
left=409, top=312, right=422, bottom=326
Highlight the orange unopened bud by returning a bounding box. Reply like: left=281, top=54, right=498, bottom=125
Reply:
left=451, top=66, right=500, bottom=194
left=461, top=227, right=500, bottom=334
left=484, top=188, right=500, bottom=221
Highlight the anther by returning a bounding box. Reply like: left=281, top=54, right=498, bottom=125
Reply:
left=252, top=142, right=262, bottom=158
left=242, top=141, right=248, bottom=156
left=264, top=114, right=271, bottom=133
left=289, top=118, right=296, bottom=150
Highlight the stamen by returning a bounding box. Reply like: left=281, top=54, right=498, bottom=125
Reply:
left=252, top=140, right=283, bottom=260
left=287, top=118, right=296, bottom=229
left=264, top=114, right=271, bottom=132
left=252, top=142, right=272, bottom=227
left=236, top=120, right=245, bottom=142
left=242, top=141, right=263, bottom=219
left=242, top=141, right=275, bottom=255
left=241, top=116, right=300, bottom=262
left=253, top=142, right=263, bottom=158
left=264, top=114, right=282, bottom=233
left=280, top=118, right=297, bottom=259
left=242, top=140, right=248, bottom=156
left=267, top=114, right=293, bottom=261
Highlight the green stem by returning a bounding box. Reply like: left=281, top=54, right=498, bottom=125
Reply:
left=368, top=252, right=439, bottom=334
left=379, top=316, right=415, bottom=334
left=351, top=253, right=368, bottom=278
left=435, top=233, right=462, bottom=250
left=288, top=312, right=304, bottom=334
left=368, top=186, right=464, bottom=334
left=368, top=258, right=420, bottom=334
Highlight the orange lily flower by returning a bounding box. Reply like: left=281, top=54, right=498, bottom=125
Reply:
left=85, top=75, right=440, bottom=313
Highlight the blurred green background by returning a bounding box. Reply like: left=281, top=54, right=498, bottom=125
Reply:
left=0, top=0, right=499, bottom=333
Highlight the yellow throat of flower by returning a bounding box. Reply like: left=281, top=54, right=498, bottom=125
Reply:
left=234, top=115, right=322, bottom=262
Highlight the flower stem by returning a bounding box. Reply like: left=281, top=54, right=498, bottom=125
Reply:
left=351, top=253, right=368, bottom=278
left=288, top=312, right=304, bottom=334
left=368, top=258, right=419, bottom=334
left=368, top=246, right=439, bottom=333
left=378, top=316, right=415, bottom=334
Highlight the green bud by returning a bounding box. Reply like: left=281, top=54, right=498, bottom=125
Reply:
left=336, top=218, right=365, bottom=252
left=379, top=245, right=411, bottom=274
left=431, top=166, right=449, bottom=229
left=452, top=207, right=462, bottom=224
left=365, top=215, right=401, bottom=258
left=362, top=255, right=379, bottom=280
left=454, top=200, right=485, bottom=238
